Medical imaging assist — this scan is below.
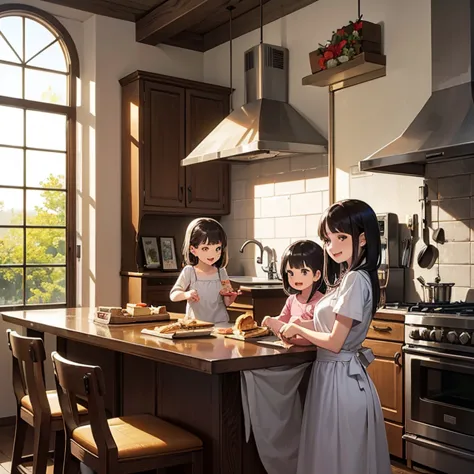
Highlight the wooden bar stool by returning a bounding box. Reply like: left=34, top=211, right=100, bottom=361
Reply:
left=6, top=330, right=88, bottom=474
left=51, top=351, right=203, bottom=474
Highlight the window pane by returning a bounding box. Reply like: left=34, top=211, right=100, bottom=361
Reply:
left=25, top=69, right=67, bottom=105
left=26, top=189, right=66, bottom=226
left=26, top=228, right=66, bottom=264
left=0, top=34, right=20, bottom=63
left=26, top=266, right=65, bottom=305
left=0, top=17, right=23, bottom=61
left=0, top=227, right=23, bottom=264
left=0, top=106, right=24, bottom=147
left=25, top=18, right=56, bottom=63
left=28, top=41, right=67, bottom=73
left=0, top=63, right=22, bottom=98
left=26, top=150, right=65, bottom=189
left=26, top=110, right=66, bottom=151
left=0, top=147, right=23, bottom=186
left=0, top=267, right=23, bottom=306
left=0, top=188, right=23, bottom=225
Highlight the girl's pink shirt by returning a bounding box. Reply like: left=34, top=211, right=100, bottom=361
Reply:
left=276, top=291, right=324, bottom=323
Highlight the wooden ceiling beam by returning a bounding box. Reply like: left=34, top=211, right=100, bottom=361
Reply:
left=40, top=0, right=138, bottom=22
left=136, top=0, right=231, bottom=46
left=162, top=31, right=205, bottom=52
left=203, top=0, right=318, bottom=51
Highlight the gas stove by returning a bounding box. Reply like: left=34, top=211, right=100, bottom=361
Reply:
left=404, top=301, right=474, bottom=354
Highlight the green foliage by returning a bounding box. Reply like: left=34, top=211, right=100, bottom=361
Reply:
left=0, top=175, right=67, bottom=306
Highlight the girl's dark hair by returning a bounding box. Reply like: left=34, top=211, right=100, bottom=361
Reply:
left=280, top=240, right=326, bottom=302
left=183, top=218, right=228, bottom=268
left=318, top=199, right=381, bottom=315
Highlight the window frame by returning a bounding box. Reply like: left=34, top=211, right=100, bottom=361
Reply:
left=0, top=4, right=79, bottom=309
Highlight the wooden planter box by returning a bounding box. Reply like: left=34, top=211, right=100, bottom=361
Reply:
left=309, top=20, right=382, bottom=74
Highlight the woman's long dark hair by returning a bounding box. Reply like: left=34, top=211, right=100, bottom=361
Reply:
left=280, top=240, right=326, bottom=302
left=182, top=218, right=228, bottom=268
left=318, top=199, right=381, bottom=315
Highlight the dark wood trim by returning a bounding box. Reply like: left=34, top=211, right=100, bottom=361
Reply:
left=39, top=0, right=138, bottom=22
left=163, top=30, right=205, bottom=52
left=203, top=0, right=319, bottom=51
left=136, top=0, right=229, bottom=45
left=0, top=415, right=16, bottom=426
left=0, top=4, right=79, bottom=308
left=119, top=70, right=231, bottom=95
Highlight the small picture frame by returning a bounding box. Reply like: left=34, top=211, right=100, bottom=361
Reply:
left=141, top=237, right=161, bottom=269
left=159, top=236, right=178, bottom=271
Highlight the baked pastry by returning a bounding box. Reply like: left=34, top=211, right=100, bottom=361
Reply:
left=154, top=322, right=182, bottom=334
left=181, top=319, right=214, bottom=329
left=126, top=303, right=151, bottom=317
left=232, top=314, right=269, bottom=339
left=213, top=327, right=234, bottom=335
left=219, top=279, right=234, bottom=295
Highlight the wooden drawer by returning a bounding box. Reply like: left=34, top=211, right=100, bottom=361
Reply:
left=385, top=420, right=404, bottom=459
left=367, top=320, right=404, bottom=342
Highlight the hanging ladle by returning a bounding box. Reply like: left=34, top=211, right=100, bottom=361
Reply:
left=417, top=184, right=438, bottom=269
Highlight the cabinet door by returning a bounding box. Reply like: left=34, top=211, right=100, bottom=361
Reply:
left=185, top=89, right=229, bottom=213
left=143, top=82, right=185, bottom=210
left=363, top=339, right=403, bottom=423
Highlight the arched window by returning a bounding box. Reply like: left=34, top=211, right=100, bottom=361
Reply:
left=0, top=5, right=79, bottom=309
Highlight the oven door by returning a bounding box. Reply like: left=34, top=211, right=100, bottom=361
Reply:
left=404, top=346, right=474, bottom=452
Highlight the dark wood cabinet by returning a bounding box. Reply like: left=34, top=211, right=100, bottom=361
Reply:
left=120, top=70, right=230, bottom=217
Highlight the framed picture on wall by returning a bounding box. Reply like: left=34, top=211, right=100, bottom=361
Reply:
left=159, top=236, right=178, bottom=271
left=141, top=237, right=161, bottom=269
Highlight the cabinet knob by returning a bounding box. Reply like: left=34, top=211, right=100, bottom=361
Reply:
left=179, top=186, right=184, bottom=202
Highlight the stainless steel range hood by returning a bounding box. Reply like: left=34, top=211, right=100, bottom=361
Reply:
left=360, top=0, right=474, bottom=176
left=181, top=44, right=327, bottom=166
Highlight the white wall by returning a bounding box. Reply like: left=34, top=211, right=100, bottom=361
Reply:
left=0, top=0, right=203, bottom=418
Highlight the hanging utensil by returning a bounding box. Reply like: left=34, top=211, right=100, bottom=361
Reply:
left=417, top=184, right=438, bottom=269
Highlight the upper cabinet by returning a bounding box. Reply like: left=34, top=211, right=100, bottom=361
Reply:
left=120, top=71, right=231, bottom=217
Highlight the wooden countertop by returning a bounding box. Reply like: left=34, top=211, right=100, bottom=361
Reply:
left=1, top=308, right=316, bottom=375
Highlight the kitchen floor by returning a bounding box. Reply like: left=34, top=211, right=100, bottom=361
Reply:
left=0, top=424, right=430, bottom=474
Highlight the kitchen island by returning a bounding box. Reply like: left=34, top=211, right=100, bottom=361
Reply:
left=2, top=308, right=317, bottom=474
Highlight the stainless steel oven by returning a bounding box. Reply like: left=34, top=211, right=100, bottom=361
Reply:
left=404, top=309, right=474, bottom=474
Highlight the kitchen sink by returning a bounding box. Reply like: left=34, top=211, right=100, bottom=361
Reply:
left=229, top=276, right=282, bottom=286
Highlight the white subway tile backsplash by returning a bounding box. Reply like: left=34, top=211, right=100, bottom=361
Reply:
left=260, top=157, right=291, bottom=176
left=291, top=192, right=322, bottom=216
left=438, top=265, right=471, bottom=286
left=426, top=157, right=474, bottom=178
left=223, top=219, right=248, bottom=239
left=306, top=214, right=322, bottom=235
left=274, top=175, right=305, bottom=195
left=254, top=198, right=261, bottom=218
left=290, top=154, right=324, bottom=172
left=438, top=175, right=471, bottom=199
left=471, top=242, right=474, bottom=263
left=433, top=220, right=470, bottom=242
left=306, top=175, right=329, bottom=192
left=275, top=216, right=306, bottom=238
left=438, top=242, right=470, bottom=264
left=261, top=196, right=291, bottom=217
left=452, top=286, right=473, bottom=302
left=263, top=238, right=292, bottom=262
left=322, top=190, right=329, bottom=211
left=434, top=197, right=470, bottom=221
left=233, top=199, right=255, bottom=219
left=231, top=180, right=248, bottom=200
left=254, top=182, right=275, bottom=198
left=254, top=218, right=275, bottom=238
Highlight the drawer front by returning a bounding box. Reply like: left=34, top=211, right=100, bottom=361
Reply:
left=367, top=320, right=404, bottom=342
left=385, top=420, right=404, bottom=458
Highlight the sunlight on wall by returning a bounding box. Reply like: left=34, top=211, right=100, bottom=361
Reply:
left=76, top=76, right=81, bottom=107
left=89, top=80, right=96, bottom=117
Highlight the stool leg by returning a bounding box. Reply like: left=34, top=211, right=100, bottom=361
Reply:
left=32, top=418, right=50, bottom=474
left=190, top=450, right=203, bottom=474
left=53, top=430, right=65, bottom=474
left=11, top=411, right=28, bottom=473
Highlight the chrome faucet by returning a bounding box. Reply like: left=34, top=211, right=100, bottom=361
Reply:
left=240, top=239, right=278, bottom=279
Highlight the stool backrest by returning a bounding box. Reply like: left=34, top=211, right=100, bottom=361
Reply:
left=6, top=329, right=50, bottom=418
left=51, top=351, right=118, bottom=462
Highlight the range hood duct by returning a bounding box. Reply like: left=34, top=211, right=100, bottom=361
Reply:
left=360, top=0, right=474, bottom=176
left=181, top=43, right=327, bottom=166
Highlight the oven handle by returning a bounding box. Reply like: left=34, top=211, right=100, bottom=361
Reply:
left=403, top=433, right=474, bottom=462
left=403, top=345, right=474, bottom=364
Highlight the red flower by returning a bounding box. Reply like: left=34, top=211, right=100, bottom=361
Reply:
left=336, top=28, right=345, bottom=36
left=323, top=51, right=334, bottom=60
left=339, top=39, right=347, bottom=49
left=318, top=57, right=326, bottom=69
left=354, top=21, right=363, bottom=31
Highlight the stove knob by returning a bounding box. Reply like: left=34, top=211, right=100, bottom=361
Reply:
left=447, top=331, right=459, bottom=344
left=429, top=329, right=437, bottom=341
left=409, top=329, right=420, bottom=340
left=459, top=332, right=471, bottom=345
left=435, top=329, right=445, bottom=343
left=420, top=328, right=431, bottom=341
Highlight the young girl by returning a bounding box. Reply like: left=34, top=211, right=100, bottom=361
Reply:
left=262, top=240, right=325, bottom=345
left=280, top=199, right=391, bottom=474
left=170, top=218, right=237, bottom=324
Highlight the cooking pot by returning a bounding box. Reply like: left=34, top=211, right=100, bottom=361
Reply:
left=417, top=276, right=454, bottom=304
